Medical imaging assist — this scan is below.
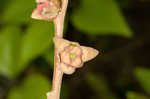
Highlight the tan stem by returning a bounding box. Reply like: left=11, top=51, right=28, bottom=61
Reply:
left=54, top=0, right=68, bottom=37
left=47, top=0, right=69, bottom=99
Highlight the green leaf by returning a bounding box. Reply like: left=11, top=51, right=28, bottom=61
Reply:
left=135, top=67, right=150, bottom=94
left=43, top=45, right=54, bottom=68
left=71, top=0, right=132, bottom=37
left=0, top=26, right=21, bottom=77
left=3, top=0, right=35, bottom=24
left=0, top=21, right=54, bottom=78
left=126, top=91, right=149, bottom=99
left=86, top=72, right=117, bottom=99
left=8, top=74, right=51, bottom=99
left=20, top=20, right=54, bottom=67
left=0, top=0, right=9, bottom=12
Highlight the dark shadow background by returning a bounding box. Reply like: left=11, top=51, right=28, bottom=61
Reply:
left=0, top=0, right=150, bottom=99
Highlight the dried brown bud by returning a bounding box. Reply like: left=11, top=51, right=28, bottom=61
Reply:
left=31, top=0, right=60, bottom=21
left=54, top=37, right=99, bottom=75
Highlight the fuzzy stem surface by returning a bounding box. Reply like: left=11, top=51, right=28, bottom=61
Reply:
left=47, top=0, right=69, bottom=99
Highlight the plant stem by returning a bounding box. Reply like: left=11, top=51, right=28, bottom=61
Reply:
left=47, top=0, right=69, bottom=99
left=54, top=0, right=68, bottom=37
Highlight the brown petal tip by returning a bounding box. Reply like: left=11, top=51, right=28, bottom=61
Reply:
left=81, top=46, right=99, bottom=62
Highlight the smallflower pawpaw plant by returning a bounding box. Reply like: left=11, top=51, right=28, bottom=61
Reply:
left=31, top=0, right=99, bottom=99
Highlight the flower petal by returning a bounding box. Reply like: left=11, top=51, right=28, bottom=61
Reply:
left=60, top=63, right=76, bottom=75
left=31, top=9, right=43, bottom=20
left=81, top=46, right=99, bottom=62
left=54, top=37, right=79, bottom=52
left=31, top=0, right=60, bottom=21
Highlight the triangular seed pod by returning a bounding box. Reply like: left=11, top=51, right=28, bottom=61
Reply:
left=81, top=46, right=99, bottom=62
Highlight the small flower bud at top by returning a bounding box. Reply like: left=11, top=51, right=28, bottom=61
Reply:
left=31, top=0, right=60, bottom=21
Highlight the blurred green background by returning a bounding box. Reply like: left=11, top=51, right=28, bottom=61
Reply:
left=0, top=0, right=150, bottom=99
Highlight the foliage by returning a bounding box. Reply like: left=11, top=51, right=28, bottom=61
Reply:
left=71, top=0, right=132, bottom=37
left=3, top=0, right=35, bottom=24
left=86, top=72, right=117, bottom=99
left=8, top=74, right=50, bottom=99
left=135, top=67, right=150, bottom=94
left=126, top=92, right=149, bottom=99
left=0, top=21, right=54, bottom=78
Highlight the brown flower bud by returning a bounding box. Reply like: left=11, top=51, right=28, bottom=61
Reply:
left=54, top=37, right=99, bottom=75
left=31, top=0, right=60, bottom=21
